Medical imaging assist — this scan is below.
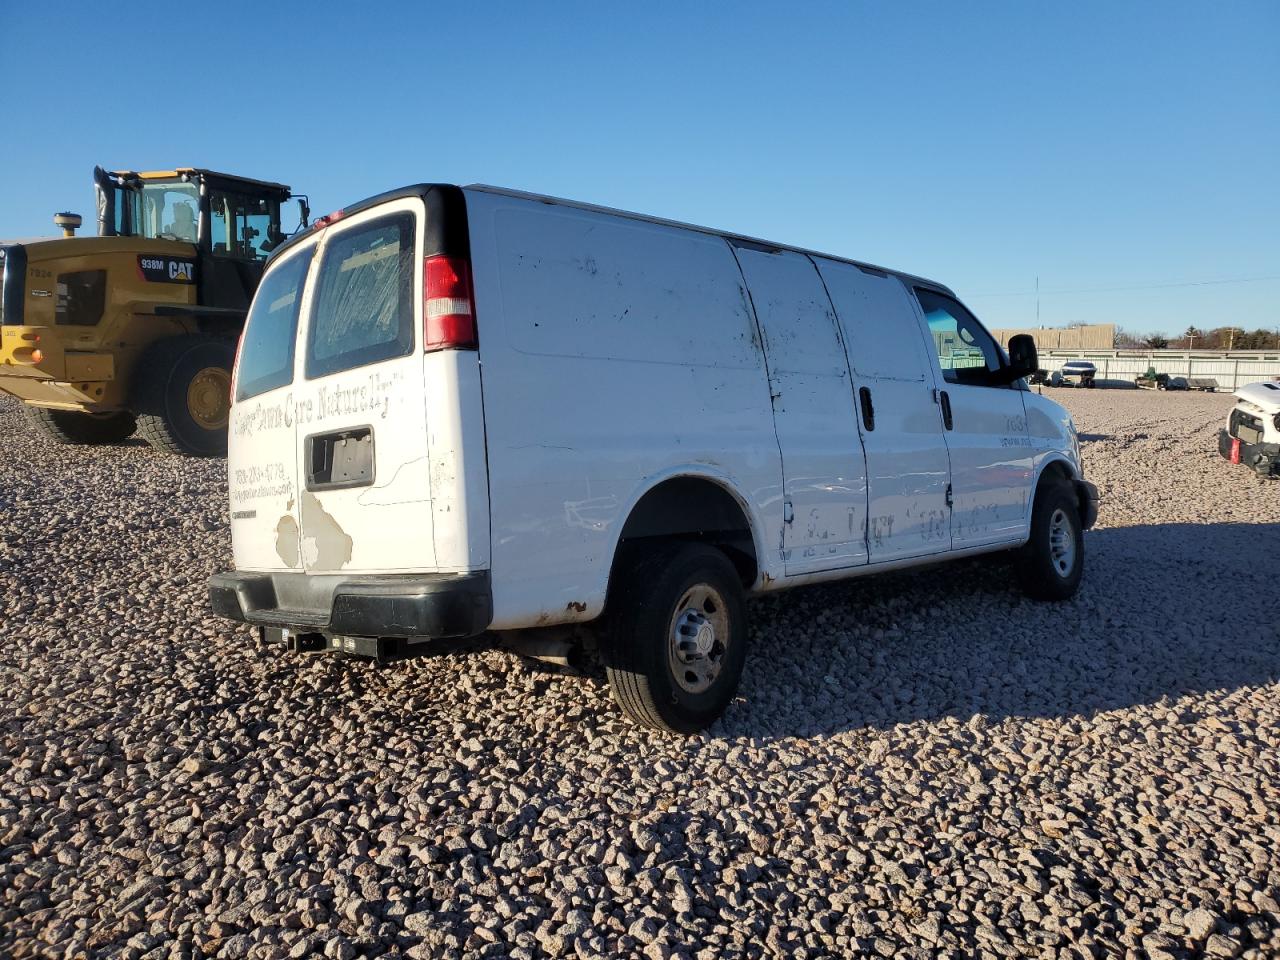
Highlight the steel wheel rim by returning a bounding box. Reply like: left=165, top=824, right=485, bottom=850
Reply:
left=186, top=367, right=231, bottom=430
left=1048, top=507, right=1076, bottom=577
left=667, top=583, right=730, bottom=695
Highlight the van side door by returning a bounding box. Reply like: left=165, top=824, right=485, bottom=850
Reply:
left=911, top=287, right=1033, bottom=548
left=731, top=243, right=869, bottom=574
left=814, top=260, right=953, bottom=561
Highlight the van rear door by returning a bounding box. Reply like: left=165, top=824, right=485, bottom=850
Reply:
left=291, top=198, right=437, bottom=574
left=228, top=242, right=316, bottom=572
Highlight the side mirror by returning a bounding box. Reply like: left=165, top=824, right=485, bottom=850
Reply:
left=1000, top=334, right=1038, bottom=383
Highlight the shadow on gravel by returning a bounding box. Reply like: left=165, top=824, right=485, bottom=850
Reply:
left=720, top=522, right=1280, bottom=740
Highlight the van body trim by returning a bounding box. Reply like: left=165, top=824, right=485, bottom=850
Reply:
left=208, top=570, right=492, bottom=639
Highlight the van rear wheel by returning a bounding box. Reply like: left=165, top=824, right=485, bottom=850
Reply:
left=25, top=406, right=136, bottom=445
left=603, top=542, right=747, bottom=734
left=1016, top=481, right=1084, bottom=601
left=133, top=336, right=235, bottom=457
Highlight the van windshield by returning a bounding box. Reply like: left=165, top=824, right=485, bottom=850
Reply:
left=236, top=249, right=314, bottom=401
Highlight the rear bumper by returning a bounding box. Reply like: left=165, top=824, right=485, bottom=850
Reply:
left=208, top=570, right=493, bottom=639
left=1076, top=479, right=1099, bottom=529
left=1219, top=429, right=1280, bottom=476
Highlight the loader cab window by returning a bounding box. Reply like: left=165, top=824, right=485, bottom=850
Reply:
left=915, top=288, right=1007, bottom=387
left=235, top=248, right=314, bottom=401
left=130, top=182, right=200, bottom=243
left=209, top=191, right=278, bottom=262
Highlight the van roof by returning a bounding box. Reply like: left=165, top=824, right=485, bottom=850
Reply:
left=271, top=182, right=955, bottom=296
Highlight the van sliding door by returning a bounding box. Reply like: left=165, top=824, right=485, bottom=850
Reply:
left=731, top=242, right=870, bottom=575
left=813, top=260, right=953, bottom=563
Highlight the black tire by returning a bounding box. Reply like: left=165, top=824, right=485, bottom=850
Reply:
left=602, top=542, right=748, bottom=734
left=25, top=406, right=136, bottom=445
left=132, top=336, right=235, bottom=457
left=1016, top=481, right=1084, bottom=601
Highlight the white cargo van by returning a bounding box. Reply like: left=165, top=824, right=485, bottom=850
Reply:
left=209, top=184, right=1098, bottom=732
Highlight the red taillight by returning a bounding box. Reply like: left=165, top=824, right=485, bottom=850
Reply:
left=424, top=255, right=476, bottom=350
left=1230, top=437, right=1241, bottom=464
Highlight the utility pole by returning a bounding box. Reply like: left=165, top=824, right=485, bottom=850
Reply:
left=1186, top=332, right=1197, bottom=350
left=1035, top=276, right=1040, bottom=326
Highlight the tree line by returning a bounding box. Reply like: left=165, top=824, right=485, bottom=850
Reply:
left=1114, top=326, right=1280, bottom=350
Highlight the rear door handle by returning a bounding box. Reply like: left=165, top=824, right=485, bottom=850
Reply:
left=306, top=426, right=374, bottom=490
left=940, top=390, right=953, bottom=430
left=859, top=386, right=875, bottom=432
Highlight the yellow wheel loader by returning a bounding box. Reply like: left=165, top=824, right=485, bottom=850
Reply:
left=1, top=167, right=308, bottom=456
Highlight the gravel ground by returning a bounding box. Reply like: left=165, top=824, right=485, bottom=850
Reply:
left=2, top=388, right=1278, bottom=960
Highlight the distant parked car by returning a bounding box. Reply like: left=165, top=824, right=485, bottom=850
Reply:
left=1218, top=381, right=1280, bottom=477
left=1052, top=360, right=1097, bottom=388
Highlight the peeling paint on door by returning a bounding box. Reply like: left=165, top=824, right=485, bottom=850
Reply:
left=275, top=515, right=300, bottom=567
left=300, top=491, right=353, bottom=570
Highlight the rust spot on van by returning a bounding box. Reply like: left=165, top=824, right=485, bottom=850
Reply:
left=300, top=492, right=353, bottom=570
left=566, top=601, right=587, bottom=614
left=275, top=515, right=300, bottom=567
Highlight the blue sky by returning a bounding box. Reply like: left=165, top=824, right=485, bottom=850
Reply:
left=2, top=1, right=1276, bottom=336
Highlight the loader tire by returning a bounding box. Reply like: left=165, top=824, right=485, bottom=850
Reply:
left=25, top=406, right=136, bottom=445
left=133, top=336, right=235, bottom=457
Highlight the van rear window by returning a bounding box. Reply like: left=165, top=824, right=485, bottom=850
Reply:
left=306, top=213, right=415, bottom=379
left=235, top=248, right=313, bottom=401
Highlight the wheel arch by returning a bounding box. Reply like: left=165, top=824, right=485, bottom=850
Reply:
left=1035, top=454, right=1079, bottom=491
left=1031, top=453, right=1096, bottom=531
left=606, top=468, right=766, bottom=598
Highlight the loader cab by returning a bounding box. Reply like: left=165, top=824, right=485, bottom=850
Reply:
left=94, top=166, right=308, bottom=314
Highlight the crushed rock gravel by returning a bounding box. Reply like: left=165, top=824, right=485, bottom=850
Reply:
left=1, top=388, right=1278, bottom=960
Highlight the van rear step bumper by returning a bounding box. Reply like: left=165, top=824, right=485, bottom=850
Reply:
left=207, top=570, right=492, bottom=639
left=1218, top=429, right=1280, bottom=476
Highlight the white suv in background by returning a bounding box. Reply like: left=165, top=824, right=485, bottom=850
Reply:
left=209, top=184, right=1097, bottom=732
left=1219, top=381, right=1280, bottom=477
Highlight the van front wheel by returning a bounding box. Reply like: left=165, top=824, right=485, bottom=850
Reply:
left=1016, top=482, right=1084, bottom=601
left=603, top=543, right=747, bottom=734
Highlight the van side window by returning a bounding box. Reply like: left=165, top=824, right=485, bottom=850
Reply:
left=235, top=248, right=313, bottom=401
left=914, top=288, right=1006, bottom=387
left=307, top=213, right=415, bottom=379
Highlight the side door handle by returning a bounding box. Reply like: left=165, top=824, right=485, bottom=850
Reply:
left=858, top=386, right=875, bottom=432
left=939, top=390, right=953, bottom=430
